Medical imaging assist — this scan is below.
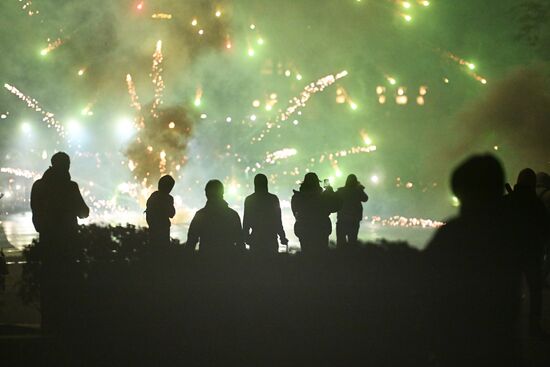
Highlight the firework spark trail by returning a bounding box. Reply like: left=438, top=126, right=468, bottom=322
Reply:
left=19, top=0, right=38, bottom=16
left=0, top=167, right=41, bottom=180
left=4, top=83, right=65, bottom=137
left=366, top=215, right=444, bottom=229
left=150, top=40, right=165, bottom=119
left=41, top=38, right=63, bottom=55
left=444, top=51, right=487, bottom=84
left=280, top=70, right=349, bottom=121
left=125, top=74, right=145, bottom=129
left=252, top=70, right=349, bottom=143
left=265, top=148, right=298, bottom=164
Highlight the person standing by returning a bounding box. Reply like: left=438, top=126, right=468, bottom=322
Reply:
left=291, top=173, right=341, bottom=254
left=186, top=180, right=243, bottom=254
left=146, top=175, right=176, bottom=246
left=336, top=174, right=368, bottom=248
left=243, top=174, right=288, bottom=255
left=30, top=152, right=89, bottom=334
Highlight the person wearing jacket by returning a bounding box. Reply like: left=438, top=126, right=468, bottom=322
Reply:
left=336, top=174, right=369, bottom=247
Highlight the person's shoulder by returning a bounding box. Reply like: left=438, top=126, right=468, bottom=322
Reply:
left=69, top=180, right=81, bottom=190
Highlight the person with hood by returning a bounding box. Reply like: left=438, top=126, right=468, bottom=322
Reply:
left=506, top=168, right=549, bottom=336
left=291, top=172, right=341, bottom=254
left=243, top=174, right=288, bottom=254
left=146, top=175, right=176, bottom=246
left=336, top=174, right=369, bottom=247
left=186, top=180, right=243, bottom=254
left=31, top=151, right=89, bottom=237
left=30, top=151, right=89, bottom=334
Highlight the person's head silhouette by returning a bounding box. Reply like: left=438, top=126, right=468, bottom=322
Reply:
left=158, top=175, right=175, bottom=194
left=516, top=168, right=536, bottom=190
left=51, top=152, right=70, bottom=172
left=300, top=172, right=321, bottom=192
left=451, top=154, right=504, bottom=211
left=254, top=174, right=268, bottom=193
left=345, top=174, right=359, bottom=187
left=205, top=180, right=224, bottom=200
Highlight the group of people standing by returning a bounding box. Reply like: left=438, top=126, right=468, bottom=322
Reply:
left=146, top=171, right=369, bottom=254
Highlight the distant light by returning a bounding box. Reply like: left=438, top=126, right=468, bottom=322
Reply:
left=194, top=98, right=201, bottom=106
left=225, top=42, right=232, bottom=49
left=200, top=113, right=207, bottom=119
left=77, top=68, right=85, bottom=76
left=480, top=78, right=487, bottom=85
left=265, top=104, right=273, bottom=111
left=250, top=24, right=256, bottom=30
left=421, top=1, right=430, bottom=6
left=416, top=96, right=425, bottom=105
left=40, top=49, right=48, bottom=56
left=250, top=114, right=257, bottom=121
left=168, top=122, right=175, bottom=129
left=451, top=196, right=460, bottom=207
left=198, top=29, right=204, bottom=35
left=419, top=86, right=428, bottom=95
left=136, top=2, right=144, bottom=11
left=252, top=100, right=261, bottom=107
left=350, top=102, right=358, bottom=110
left=257, top=38, right=264, bottom=45
left=21, top=122, right=31, bottom=133
left=191, top=19, right=198, bottom=26
left=284, top=70, right=291, bottom=77
left=296, top=74, right=303, bottom=81
left=363, top=134, right=373, bottom=145
left=335, top=168, right=343, bottom=177
left=293, top=120, right=299, bottom=125
left=67, top=119, right=82, bottom=136
left=402, top=1, right=411, bottom=9
left=270, top=93, right=278, bottom=99
left=493, top=145, right=499, bottom=151
left=397, top=87, right=405, bottom=96
left=4, top=191, right=12, bottom=199
left=0, top=114, right=7, bottom=119
left=215, top=10, right=222, bottom=17
left=396, top=95, right=408, bottom=105
left=226, top=117, right=232, bottom=123
left=117, top=117, right=135, bottom=140
left=248, top=48, right=255, bottom=57
left=376, top=86, right=385, bottom=95
left=403, top=14, right=412, bottom=22
left=443, top=77, right=450, bottom=84
left=378, top=95, right=386, bottom=104
left=387, top=77, right=396, bottom=85
left=370, top=175, right=380, bottom=184
left=467, top=63, right=475, bottom=70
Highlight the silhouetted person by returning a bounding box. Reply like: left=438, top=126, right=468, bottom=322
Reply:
left=505, top=168, right=549, bottom=336
left=186, top=180, right=243, bottom=254
left=146, top=175, right=176, bottom=246
left=425, top=154, right=522, bottom=366
left=536, top=172, right=550, bottom=286
left=336, top=174, right=368, bottom=248
left=291, top=173, right=341, bottom=254
left=243, top=174, right=288, bottom=254
left=0, top=249, right=7, bottom=292
left=30, top=152, right=89, bottom=334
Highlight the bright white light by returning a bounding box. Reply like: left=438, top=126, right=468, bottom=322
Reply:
left=370, top=175, right=380, bottom=184
left=250, top=114, right=257, bottom=121
left=226, top=117, right=232, bottom=123
left=21, top=122, right=31, bottom=133
left=67, top=119, right=82, bottom=136
left=117, top=117, right=135, bottom=140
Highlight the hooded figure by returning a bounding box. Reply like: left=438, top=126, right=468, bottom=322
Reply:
left=243, top=174, right=288, bottom=254
left=291, top=172, right=341, bottom=254
left=30, top=152, right=89, bottom=334
left=505, top=168, right=549, bottom=336
left=146, top=175, right=176, bottom=245
left=31, top=152, right=89, bottom=236
left=336, top=174, right=369, bottom=247
left=186, top=180, right=243, bottom=254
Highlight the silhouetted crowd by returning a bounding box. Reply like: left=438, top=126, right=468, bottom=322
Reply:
left=26, top=151, right=550, bottom=365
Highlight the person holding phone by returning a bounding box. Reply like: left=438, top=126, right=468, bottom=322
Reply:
left=291, top=172, right=341, bottom=254
left=336, top=174, right=369, bottom=248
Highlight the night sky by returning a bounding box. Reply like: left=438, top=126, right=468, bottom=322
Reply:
left=1, top=0, right=549, bottom=222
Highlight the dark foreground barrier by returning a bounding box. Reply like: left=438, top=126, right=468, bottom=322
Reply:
left=15, top=225, right=442, bottom=366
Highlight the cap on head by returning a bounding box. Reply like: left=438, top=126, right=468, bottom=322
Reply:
left=451, top=154, right=504, bottom=205
left=345, top=174, right=358, bottom=187
left=158, top=175, right=175, bottom=193
left=205, top=179, right=224, bottom=200
left=516, top=168, right=536, bottom=189
left=254, top=173, right=268, bottom=193
left=51, top=152, right=70, bottom=171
